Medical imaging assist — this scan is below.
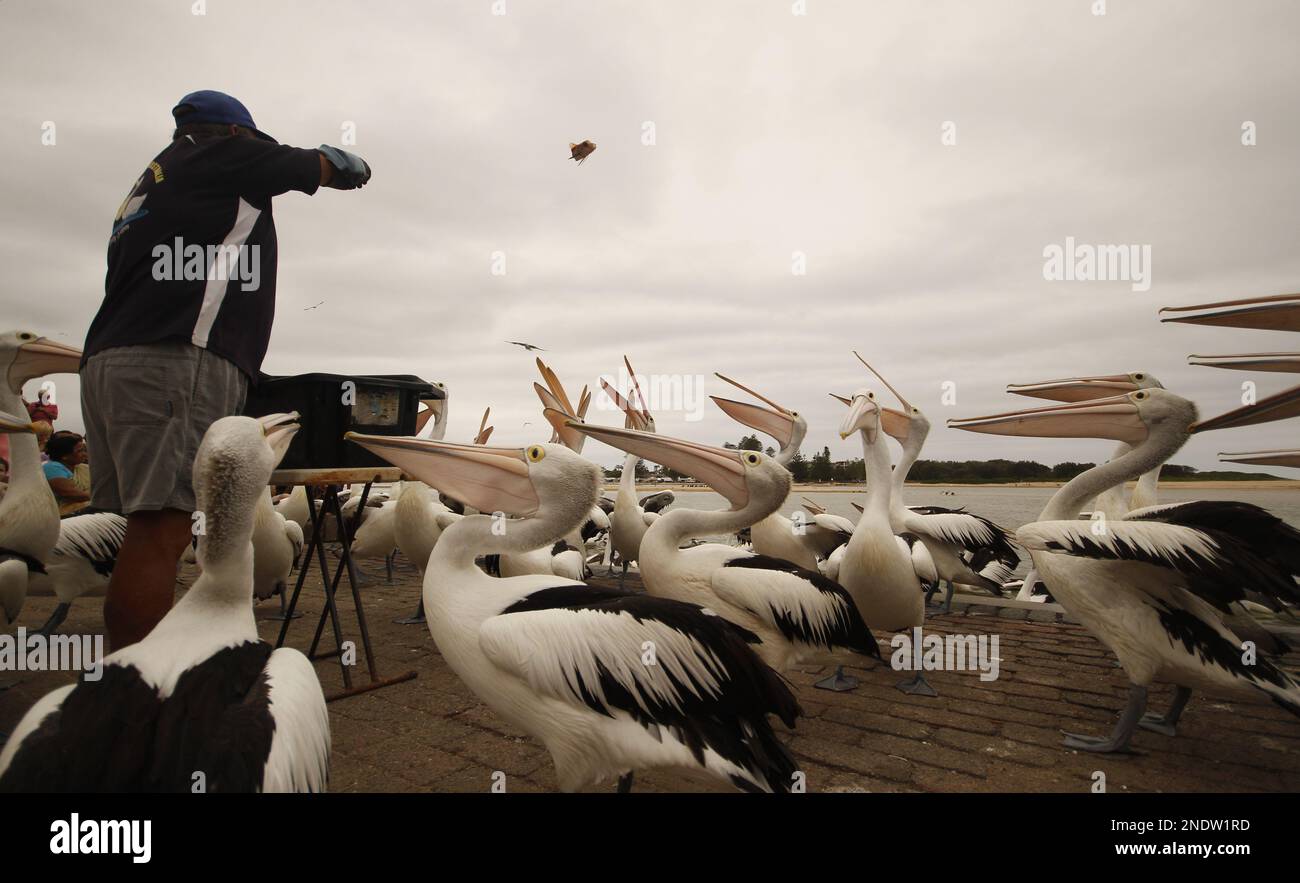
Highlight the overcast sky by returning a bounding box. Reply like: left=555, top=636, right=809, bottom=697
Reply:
left=3, top=0, right=1298, bottom=472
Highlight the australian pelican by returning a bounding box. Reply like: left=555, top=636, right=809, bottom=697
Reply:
left=0, top=331, right=83, bottom=625
left=849, top=356, right=1019, bottom=615
left=950, top=389, right=1300, bottom=752
left=600, top=358, right=673, bottom=587
left=565, top=412, right=881, bottom=678
left=710, top=374, right=852, bottom=570
left=0, top=412, right=329, bottom=790
left=1005, top=372, right=1166, bottom=601
left=345, top=430, right=803, bottom=792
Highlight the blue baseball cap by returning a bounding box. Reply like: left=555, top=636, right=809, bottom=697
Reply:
left=171, top=90, right=276, bottom=142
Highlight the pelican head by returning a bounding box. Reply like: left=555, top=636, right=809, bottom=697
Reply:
left=193, top=412, right=299, bottom=570
left=948, top=388, right=1197, bottom=446
left=533, top=366, right=587, bottom=452
left=709, top=372, right=807, bottom=458
left=839, top=388, right=883, bottom=443
left=1006, top=371, right=1163, bottom=402
left=0, top=331, right=82, bottom=396
left=601, top=356, right=656, bottom=433
left=416, top=384, right=449, bottom=440
left=346, top=432, right=599, bottom=543
left=852, top=353, right=927, bottom=444
left=572, top=419, right=789, bottom=515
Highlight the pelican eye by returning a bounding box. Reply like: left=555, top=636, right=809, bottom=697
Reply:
left=18, top=333, right=33, bottom=340
left=1134, top=392, right=1147, bottom=401
left=744, top=452, right=761, bottom=466
left=1134, top=374, right=1144, bottom=380
left=526, top=445, right=545, bottom=462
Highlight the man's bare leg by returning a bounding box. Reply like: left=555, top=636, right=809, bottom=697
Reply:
left=104, top=508, right=193, bottom=651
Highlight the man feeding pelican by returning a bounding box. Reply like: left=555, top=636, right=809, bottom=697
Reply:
left=79, top=90, right=372, bottom=650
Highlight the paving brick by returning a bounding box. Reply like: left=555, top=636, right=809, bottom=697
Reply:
left=792, top=739, right=915, bottom=783
left=4, top=564, right=1297, bottom=794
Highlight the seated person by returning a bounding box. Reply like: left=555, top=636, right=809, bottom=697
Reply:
left=43, top=432, right=91, bottom=515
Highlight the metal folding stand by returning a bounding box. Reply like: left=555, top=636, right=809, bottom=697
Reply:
left=271, top=467, right=418, bottom=703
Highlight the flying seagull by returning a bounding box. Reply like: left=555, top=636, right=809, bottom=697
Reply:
left=507, top=341, right=546, bottom=352
left=569, top=141, right=597, bottom=165
left=303, top=301, right=325, bottom=311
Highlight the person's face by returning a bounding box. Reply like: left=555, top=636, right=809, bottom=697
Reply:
left=71, top=440, right=88, bottom=466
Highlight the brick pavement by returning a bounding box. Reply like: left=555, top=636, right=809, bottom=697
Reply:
left=3, top=555, right=1297, bottom=793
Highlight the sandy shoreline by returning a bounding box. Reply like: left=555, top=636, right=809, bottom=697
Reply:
left=609, top=480, right=1300, bottom=492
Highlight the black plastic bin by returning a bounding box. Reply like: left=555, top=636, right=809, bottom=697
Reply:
left=242, top=372, right=444, bottom=470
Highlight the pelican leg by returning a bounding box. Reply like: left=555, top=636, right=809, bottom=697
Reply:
left=618, top=561, right=628, bottom=590
left=394, top=597, right=426, bottom=626
left=265, top=587, right=302, bottom=622
left=1063, top=684, right=1146, bottom=753
left=814, top=666, right=860, bottom=692
left=896, top=672, right=938, bottom=697
left=1139, top=686, right=1192, bottom=737
left=617, top=772, right=634, bottom=794
left=939, top=580, right=956, bottom=615
left=35, top=603, right=71, bottom=637
left=385, top=551, right=395, bottom=584
left=924, top=582, right=940, bottom=607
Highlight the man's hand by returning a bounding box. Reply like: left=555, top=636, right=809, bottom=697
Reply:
left=317, top=145, right=371, bottom=190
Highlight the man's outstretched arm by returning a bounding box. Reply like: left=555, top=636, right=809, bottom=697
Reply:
left=317, top=145, right=371, bottom=189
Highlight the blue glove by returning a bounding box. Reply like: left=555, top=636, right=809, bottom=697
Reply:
left=318, top=145, right=371, bottom=190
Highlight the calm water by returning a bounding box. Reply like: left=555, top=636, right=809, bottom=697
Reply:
left=645, top=484, right=1300, bottom=579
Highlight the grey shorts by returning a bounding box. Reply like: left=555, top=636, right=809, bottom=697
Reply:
left=81, top=342, right=248, bottom=514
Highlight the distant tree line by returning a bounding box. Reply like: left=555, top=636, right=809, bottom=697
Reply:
left=599, top=436, right=1283, bottom=483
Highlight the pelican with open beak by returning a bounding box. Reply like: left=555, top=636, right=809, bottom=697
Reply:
left=414, top=383, right=449, bottom=440
left=533, top=357, right=591, bottom=453
left=1008, top=371, right=1166, bottom=515
left=846, top=354, right=1019, bottom=620
left=949, top=388, right=1300, bottom=753
left=708, top=373, right=853, bottom=576
left=568, top=415, right=880, bottom=675
left=4, top=333, right=82, bottom=396
left=595, top=357, right=667, bottom=587
left=1007, top=371, right=1162, bottom=403
left=344, top=430, right=804, bottom=793
left=709, top=373, right=806, bottom=463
